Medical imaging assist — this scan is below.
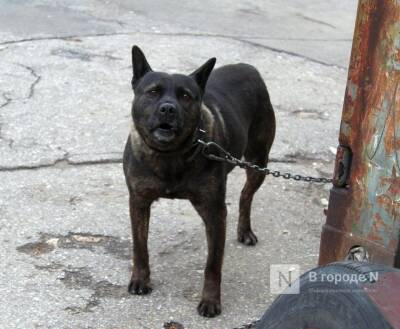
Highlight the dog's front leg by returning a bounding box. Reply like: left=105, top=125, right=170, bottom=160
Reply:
left=190, top=192, right=227, bottom=317
left=128, top=194, right=153, bottom=295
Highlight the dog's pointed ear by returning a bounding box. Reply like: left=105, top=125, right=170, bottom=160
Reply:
left=190, top=58, right=216, bottom=94
left=131, top=45, right=152, bottom=87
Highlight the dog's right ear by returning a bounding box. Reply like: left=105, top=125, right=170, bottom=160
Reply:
left=190, top=57, right=216, bottom=94
left=131, top=46, right=152, bottom=88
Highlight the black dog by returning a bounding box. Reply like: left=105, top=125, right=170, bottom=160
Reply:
left=123, top=46, right=275, bottom=317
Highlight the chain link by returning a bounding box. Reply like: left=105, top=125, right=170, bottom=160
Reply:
left=198, top=140, right=333, bottom=184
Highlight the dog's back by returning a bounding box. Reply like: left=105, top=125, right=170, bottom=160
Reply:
left=203, top=63, right=275, bottom=162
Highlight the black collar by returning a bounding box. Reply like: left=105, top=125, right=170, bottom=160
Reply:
left=185, top=127, right=206, bottom=163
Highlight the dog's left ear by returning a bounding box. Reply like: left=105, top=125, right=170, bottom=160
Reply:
left=190, top=58, right=216, bottom=94
left=131, top=45, right=152, bottom=87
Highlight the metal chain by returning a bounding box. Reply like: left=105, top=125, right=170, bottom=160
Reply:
left=197, top=140, right=333, bottom=184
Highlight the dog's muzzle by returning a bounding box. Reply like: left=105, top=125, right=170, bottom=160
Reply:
left=152, top=103, right=179, bottom=143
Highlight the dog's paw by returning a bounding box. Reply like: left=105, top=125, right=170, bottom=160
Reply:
left=197, top=299, right=221, bottom=317
left=128, top=278, right=152, bottom=295
left=238, top=229, right=258, bottom=246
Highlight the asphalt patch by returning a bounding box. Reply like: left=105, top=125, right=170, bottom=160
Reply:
left=59, top=266, right=128, bottom=314
left=16, top=231, right=131, bottom=260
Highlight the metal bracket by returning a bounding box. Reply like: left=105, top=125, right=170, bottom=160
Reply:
left=346, top=246, right=370, bottom=262
left=333, top=145, right=352, bottom=187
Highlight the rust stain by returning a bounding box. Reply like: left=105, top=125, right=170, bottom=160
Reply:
left=320, top=0, right=400, bottom=266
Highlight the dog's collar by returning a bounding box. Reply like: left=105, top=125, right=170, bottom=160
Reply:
left=185, top=127, right=207, bottom=163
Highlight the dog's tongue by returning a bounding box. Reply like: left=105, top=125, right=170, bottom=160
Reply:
left=153, top=128, right=175, bottom=143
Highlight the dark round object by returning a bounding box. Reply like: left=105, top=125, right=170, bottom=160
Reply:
left=256, top=261, right=398, bottom=329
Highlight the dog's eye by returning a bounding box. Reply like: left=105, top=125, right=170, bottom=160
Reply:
left=181, top=92, right=192, bottom=101
left=147, top=89, right=159, bottom=97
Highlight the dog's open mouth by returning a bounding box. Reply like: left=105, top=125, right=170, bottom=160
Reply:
left=158, top=123, right=173, bottom=131
left=153, top=123, right=176, bottom=143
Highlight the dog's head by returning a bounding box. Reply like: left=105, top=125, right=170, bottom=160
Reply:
left=130, top=46, right=216, bottom=152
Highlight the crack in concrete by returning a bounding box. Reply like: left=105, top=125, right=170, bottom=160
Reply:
left=283, top=151, right=334, bottom=164
left=141, top=31, right=345, bottom=68
left=0, top=31, right=346, bottom=69
left=0, top=152, right=330, bottom=173
left=143, top=31, right=345, bottom=68
left=296, top=13, right=337, bottom=29
left=0, top=92, right=12, bottom=109
left=0, top=64, right=40, bottom=150
left=0, top=32, right=338, bottom=171
left=0, top=64, right=42, bottom=107
left=237, top=36, right=351, bottom=42
left=0, top=136, right=14, bottom=149
left=0, top=93, right=13, bottom=148
left=91, top=16, right=127, bottom=28
left=0, top=120, right=14, bottom=149
left=0, top=154, right=122, bottom=172
left=51, top=47, right=122, bottom=62
left=17, top=64, right=41, bottom=99
left=232, top=36, right=344, bottom=68
left=0, top=63, right=41, bottom=114
left=0, top=32, right=352, bottom=46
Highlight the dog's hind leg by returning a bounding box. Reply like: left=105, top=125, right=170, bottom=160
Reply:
left=238, top=105, right=275, bottom=246
left=238, top=168, right=265, bottom=245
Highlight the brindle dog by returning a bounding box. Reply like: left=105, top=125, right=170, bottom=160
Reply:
left=123, top=46, right=275, bottom=317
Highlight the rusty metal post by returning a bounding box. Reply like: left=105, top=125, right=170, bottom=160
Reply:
left=319, top=0, right=400, bottom=266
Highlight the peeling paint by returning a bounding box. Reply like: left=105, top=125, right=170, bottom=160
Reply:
left=320, top=0, right=400, bottom=266
left=385, top=22, right=400, bottom=72
left=347, top=80, right=359, bottom=101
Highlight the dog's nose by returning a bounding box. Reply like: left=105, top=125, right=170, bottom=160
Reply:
left=158, top=103, right=177, bottom=116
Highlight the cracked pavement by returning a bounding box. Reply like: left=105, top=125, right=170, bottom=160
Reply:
left=0, top=1, right=357, bottom=328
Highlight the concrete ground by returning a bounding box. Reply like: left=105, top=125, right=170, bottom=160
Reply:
left=0, top=1, right=358, bottom=328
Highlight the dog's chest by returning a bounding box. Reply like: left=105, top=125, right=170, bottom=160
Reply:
left=141, top=179, right=191, bottom=200
left=158, top=172, right=191, bottom=198
left=130, top=166, right=195, bottom=200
